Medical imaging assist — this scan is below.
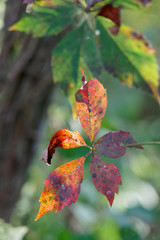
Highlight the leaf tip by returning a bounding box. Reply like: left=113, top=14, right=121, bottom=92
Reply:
left=40, top=147, right=52, bottom=165
left=34, top=212, right=40, bottom=221
left=107, top=194, right=114, bottom=206
left=80, top=69, right=86, bottom=83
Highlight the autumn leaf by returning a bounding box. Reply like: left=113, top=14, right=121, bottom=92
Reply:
left=94, top=130, right=143, bottom=158
left=41, top=129, right=87, bottom=165
left=75, top=78, right=107, bottom=142
left=98, top=4, right=121, bottom=35
left=90, top=151, right=122, bottom=206
left=35, top=156, right=86, bottom=221
left=34, top=71, right=153, bottom=221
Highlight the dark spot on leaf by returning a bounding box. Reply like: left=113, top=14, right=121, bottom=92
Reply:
left=99, top=109, right=103, bottom=114
left=92, top=173, right=97, bottom=178
left=59, top=195, right=63, bottom=201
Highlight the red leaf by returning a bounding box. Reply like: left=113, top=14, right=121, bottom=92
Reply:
left=41, top=129, right=87, bottom=165
left=75, top=76, right=107, bottom=142
left=35, top=156, right=86, bottom=221
left=90, top=151, right=122, bottom=206
left=94, top=130, right=144, bottom=158
left=98, top=4, right=121, bottom=35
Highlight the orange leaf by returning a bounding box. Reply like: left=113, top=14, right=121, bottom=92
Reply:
left=41, top=129, right=87, bottom=165
left=75, top=76, right=107, bottom=143
left=90, top=152, right=122, bottom=206
left=35, top=156, right=86, bottom=221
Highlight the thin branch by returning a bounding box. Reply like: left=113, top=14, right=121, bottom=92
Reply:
left=124, top=141, right=160, bottom=148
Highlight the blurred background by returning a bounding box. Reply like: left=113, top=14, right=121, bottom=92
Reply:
left=0, top=0, right=160, bottom=239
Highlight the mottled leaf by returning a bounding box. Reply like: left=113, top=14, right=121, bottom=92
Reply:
left=10, top=4, right=75, bottom=37
left=35, top=156, right=86, bottom=221
left=97, top=18, right=159, bottom=101
left=94, top=130, right=143, bottom=158
left=98, top=4, right=121, bottom=35
left=41, top=129, right=87, bottom=165
left=90, top=151, right=122, bottom=206
left=75, top=78, right=107, bottom=142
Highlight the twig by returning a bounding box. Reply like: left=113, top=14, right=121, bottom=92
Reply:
left=124, top=141, right=160, bottom=148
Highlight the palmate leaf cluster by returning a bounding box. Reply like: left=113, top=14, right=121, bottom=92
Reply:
left=10, top=0, right=159, bottom=107
left=34, top=72, right=143, bottom=221
left=9, top=0, right=160, bottom=222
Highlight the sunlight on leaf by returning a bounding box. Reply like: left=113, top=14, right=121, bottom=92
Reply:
left=75, top=77, right=107, bottom=142
left=35, top=156, right=86, bottom=221
left=97, top=19, right=159, bottom=101
left=41, top=128, right=87, bottom=165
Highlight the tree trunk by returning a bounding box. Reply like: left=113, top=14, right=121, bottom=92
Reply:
left=0, top=0, right=68, bottom=221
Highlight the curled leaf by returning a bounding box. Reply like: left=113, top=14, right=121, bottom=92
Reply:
left=90, top=152, right=122, bottom=206
left=75, top=77, right=107, bottom=142
left=35, top=156, right=86, bottom=221
left=41, top=129, right=87, bottom=165
left=94, top=130, right=143, bottom=158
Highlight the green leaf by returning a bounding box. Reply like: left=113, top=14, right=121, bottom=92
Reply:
left=10, top=4, right=75, bottom=37
left=97, top=17, right=159, bottom=101
left=113, top=0, right=148, bottom=9
left=52, top=22, right=103, bottom=116
left=52, top=23, right=102, bottom=84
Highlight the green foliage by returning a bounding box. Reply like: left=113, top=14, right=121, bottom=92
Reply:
left=10, top=4, right=76, bottom=37
left=10, top=0, right=159, bottom=103
left=97, top=18, right=159, bottom=99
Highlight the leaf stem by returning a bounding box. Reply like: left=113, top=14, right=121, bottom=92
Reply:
left=124, top=141, right=160, bottom=148
left=84, top=150, right=92, bottom=158
left=87, top=145, right=92, bottom=150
